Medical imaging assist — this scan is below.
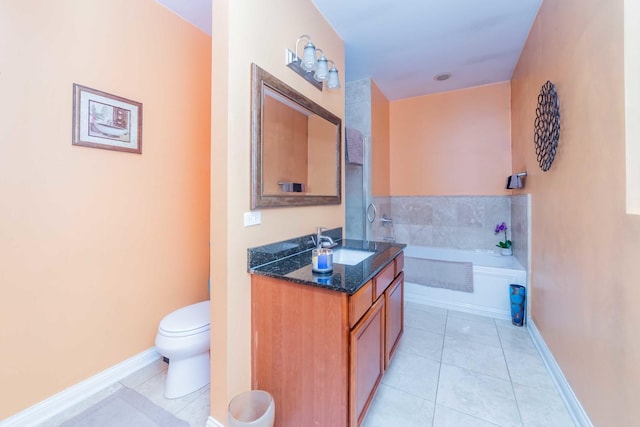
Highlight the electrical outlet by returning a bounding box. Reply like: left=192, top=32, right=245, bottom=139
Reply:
left=244, top=211, right=261, bottom=227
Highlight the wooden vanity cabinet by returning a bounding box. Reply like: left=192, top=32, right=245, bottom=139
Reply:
left=349, top=297, right=385, bottom=427
left=251, top=252, right=404, bottom=427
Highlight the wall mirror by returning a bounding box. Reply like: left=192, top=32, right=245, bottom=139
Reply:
left=251, top=63, right=342, bottom=209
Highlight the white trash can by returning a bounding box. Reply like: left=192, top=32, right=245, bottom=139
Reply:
left=227, top=390, right=275, bottom=427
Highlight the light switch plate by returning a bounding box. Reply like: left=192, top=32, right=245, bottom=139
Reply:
left=244, top=211, right=261, bottom=227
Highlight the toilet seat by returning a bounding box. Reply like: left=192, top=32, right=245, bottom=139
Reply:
left=159, top=301, right=210, bottom=337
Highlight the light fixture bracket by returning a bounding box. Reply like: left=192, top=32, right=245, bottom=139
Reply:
left=285, top=49, right=323, bottom=91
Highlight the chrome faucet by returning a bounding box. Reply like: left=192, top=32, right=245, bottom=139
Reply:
left=315, top=226, right=337, bottom=249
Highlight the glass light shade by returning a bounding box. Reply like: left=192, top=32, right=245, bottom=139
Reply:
left=327, top=67, right=340, bottom=89
left=301, top=42, right=317, bottom=71
left=314, top=56, right=329, bottom=81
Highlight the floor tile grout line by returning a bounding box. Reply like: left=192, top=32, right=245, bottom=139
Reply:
left=435, top=402, right=505, bottom=427
left=495, top=317, right=525, bottom=427
left=377, top=382, right=435, bottom=405
left=430, top=308, right=449, bottom=426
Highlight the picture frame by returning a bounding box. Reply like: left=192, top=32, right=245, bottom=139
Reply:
left=72, top=84, right=143, bottom=154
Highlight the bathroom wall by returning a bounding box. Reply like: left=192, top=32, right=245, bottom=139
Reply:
left=0, top=0, right=211, bottom=418
left=371, top=81, right=391, bottom=197
left=210, top=0, right=344, bottom=422
left=511, top=0, right=640, bottom=423
left=389, top=82, right=512, bottom=196
left=374, top=83, right=517, bottom=251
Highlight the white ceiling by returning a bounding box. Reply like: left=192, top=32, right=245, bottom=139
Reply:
left=157, top=0, right=542, bottom=100
left=155, top=0, right=212, bottom=35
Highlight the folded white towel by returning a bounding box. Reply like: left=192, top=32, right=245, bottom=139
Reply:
left=346, top=127, right=364, bottom=165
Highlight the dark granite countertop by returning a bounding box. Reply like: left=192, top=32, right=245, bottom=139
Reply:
left=249, top=238, right=406, bottom=295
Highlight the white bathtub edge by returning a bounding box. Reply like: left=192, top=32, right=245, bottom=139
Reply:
left=528, top=320, right=593, bottom=427
left=405, top=283, right=511, bottom=320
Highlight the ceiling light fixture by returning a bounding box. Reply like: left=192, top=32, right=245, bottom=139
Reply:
left=286, top=35, right=340, bottom=91
left=434, top=72, right=452, bottom=82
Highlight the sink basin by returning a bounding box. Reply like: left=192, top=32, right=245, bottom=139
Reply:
left=332, top=248, right=374, bottom=265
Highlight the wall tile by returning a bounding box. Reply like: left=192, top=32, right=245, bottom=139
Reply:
left=432, top=197, right=458, bottom=227
left=510, top=194, right=529, bottom=270
left=456, top=198, right=485, bottom=228
left=345, top=78, right=371, bottom=105
left=386, top=196, right=516, bottom=251
left=345, top=103, right=371, bottom=134
left=392, top=196, right=434, bottom=225
left=393, top=223, right=412, bottom=245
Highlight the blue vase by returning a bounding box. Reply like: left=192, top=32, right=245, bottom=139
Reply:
left=510, top=284, right=526, bottom=326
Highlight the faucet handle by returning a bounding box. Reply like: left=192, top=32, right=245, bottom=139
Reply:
left=317, top=226, right=328, bottom=234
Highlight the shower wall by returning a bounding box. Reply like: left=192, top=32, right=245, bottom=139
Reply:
left=345, top=79, right=373, bottom=240
left=372, top=195, right=528, bottom=261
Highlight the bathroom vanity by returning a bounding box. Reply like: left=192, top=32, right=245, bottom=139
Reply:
left=249, top=238, right=405, bottom=427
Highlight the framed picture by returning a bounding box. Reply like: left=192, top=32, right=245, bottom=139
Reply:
left=72, top=84, right=142, bottom=154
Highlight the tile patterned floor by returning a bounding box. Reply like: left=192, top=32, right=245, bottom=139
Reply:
left=39, top=359, right=209, bottom=427
left=39, top=302, right=574, bottom=427
left=363, top=302, right=576, bottom=427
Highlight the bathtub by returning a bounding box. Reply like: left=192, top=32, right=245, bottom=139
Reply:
left=403, top=246, right=527, bottom=320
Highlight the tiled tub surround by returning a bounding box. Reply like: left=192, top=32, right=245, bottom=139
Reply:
left=248, top=228, right=405, bottom=294
left=372, top=196, right=528, bottom=260
left=510, top=194, right=530, bottom=271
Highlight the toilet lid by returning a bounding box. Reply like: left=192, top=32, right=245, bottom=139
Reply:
left=159, top=301, right=210, bottom=335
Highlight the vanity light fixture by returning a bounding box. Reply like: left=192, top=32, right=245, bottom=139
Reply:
left=286, top=34, right=341, bottom=91
left=314, top=50, right=329, bottom=81
left=327, top=61, right=340, bottom=89
left=300, top=37, right=317, bottom=71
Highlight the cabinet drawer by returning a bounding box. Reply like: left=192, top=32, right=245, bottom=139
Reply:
left=373, top=261, right=395, bottom=300
left=394, top=252, right=404, bottom=276
left=349, top=280, right=373, bottom=328
left=385, top=272, right=404, bottom=369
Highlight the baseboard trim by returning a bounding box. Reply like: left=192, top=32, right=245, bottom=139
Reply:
left=1, top=348, right=161, bottom=426
left=527, top=320, right=593, bottom=427
left=404, top=292, right=511, bottom=321
left=207, top=416, right=225, bottom=427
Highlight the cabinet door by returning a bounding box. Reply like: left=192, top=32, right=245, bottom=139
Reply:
left=385, top=272, right=404, bottom=369
left=373, top=261, right=395, bottom=300
left=349, top=297, right=385, bottom=427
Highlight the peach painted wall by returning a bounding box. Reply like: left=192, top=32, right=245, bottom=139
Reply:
left=371, top=80, right=390, bottom=196
left=389, top=82, right=512, bottom=196
left=0, top=0, right=211, bottom=418
left=511, top=0, right=640, bottom=423
left=210, top=0, right=344, bottom=422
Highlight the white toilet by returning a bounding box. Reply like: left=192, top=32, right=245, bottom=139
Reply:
left=155, top=301, right=210, bottom=398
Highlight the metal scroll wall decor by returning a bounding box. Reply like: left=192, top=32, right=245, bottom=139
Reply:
left=534, top=80, right=560, bottom=171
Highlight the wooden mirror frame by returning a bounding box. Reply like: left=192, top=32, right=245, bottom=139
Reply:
left=251, top=63, right=342, bottom=209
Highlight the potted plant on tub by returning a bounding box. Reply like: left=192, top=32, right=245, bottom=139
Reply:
left=495, top=222, right=512, bottom=256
